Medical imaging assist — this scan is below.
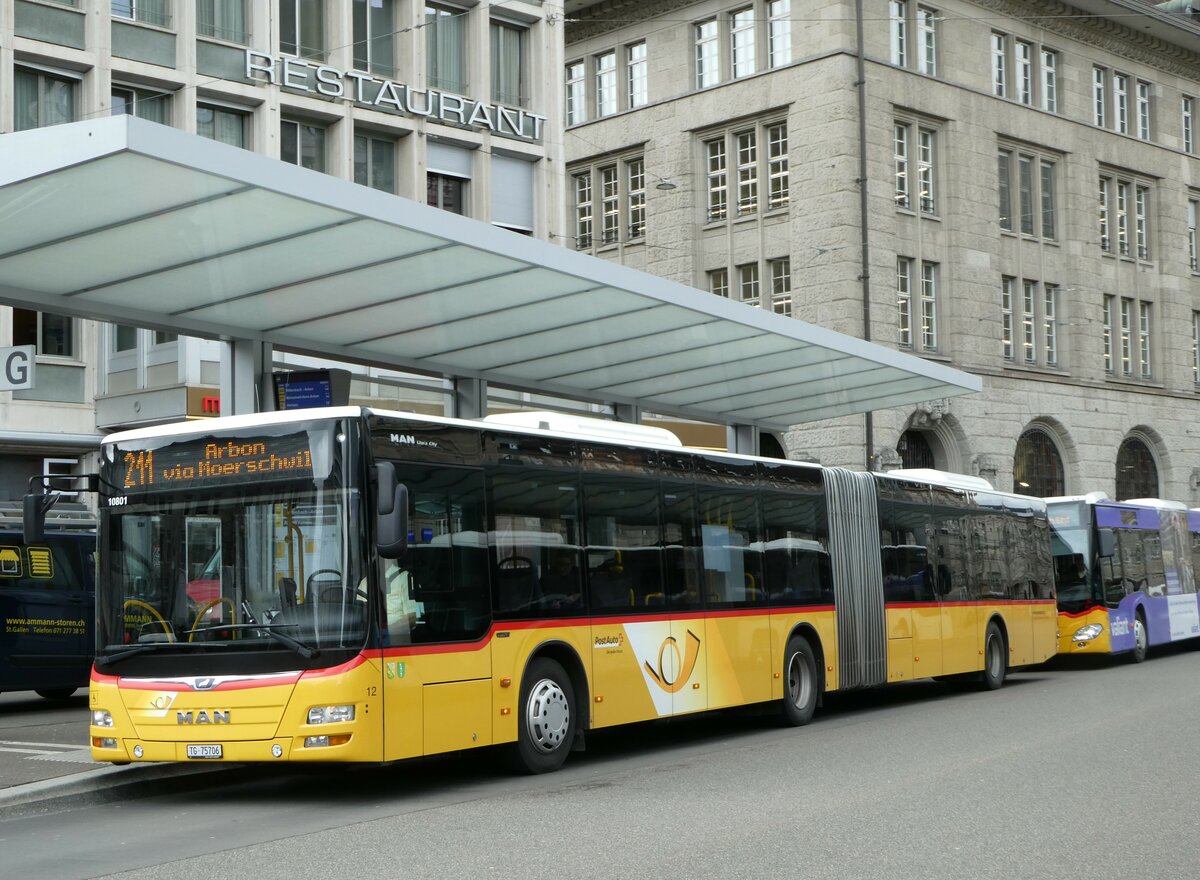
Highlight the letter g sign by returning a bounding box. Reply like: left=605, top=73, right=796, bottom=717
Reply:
left=1, top=345, right=35, bottom=391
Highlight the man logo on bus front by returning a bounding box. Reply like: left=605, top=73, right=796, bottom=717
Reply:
left=193, top=677, right=217, bottom=690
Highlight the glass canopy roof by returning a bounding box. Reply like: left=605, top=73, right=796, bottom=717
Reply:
left=0, top=116, right=980, bottom=430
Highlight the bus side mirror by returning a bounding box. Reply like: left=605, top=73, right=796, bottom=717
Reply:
left=375, top=461, right=408, bottom=559
left=23, top=492, right=55, bottom=544
left=1097, top=528, right=1115, bottom=559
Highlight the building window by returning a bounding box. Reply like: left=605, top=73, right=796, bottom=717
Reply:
left=1115, top=437, right=1158, bottom=501
left=354, top=133, right=397, bottom=194
left=280, top=119, right=325, bottom=172
left=565, top=62, right=585, bottom=126
left=1040, top=50, right=1057, bottom=112
left=1138, top=302, right=1152, bottom=378
left=1136, top=81, right=1151, bottom=140
left=998, top=148, right=1059, bottom=240
left=491, top=21, right=528, bottom=107
left=920, top=261, right=938, bottom=351
left=197, top=103, right=249, bottom=148
left=767, top=122, right=789, bottom=209
left=1099, top=173, right=1151, bottom=260
left=627, top=42, right=648, bottom=109
left=112, top=85, right=170, bottom=124
left=197, top=0, right=246, bottom=44
left=730, top=7, right=756, bottom=79
left=768, top=0, right=791, bottom=68
left=571, top=154, right=647, bottom=249
left=1119, top=296, right=1133, bottom=376
left=769, top=258, right=791, bottom=315
left=1013, top=429, right=1064, bottom=497
left=153, top=330, right=177, bottom=346
left=1001, top=276, right=1014, bottom=360
left=916, top=7, right=937, bottom=76
left=695, top=19, right=719, bottom=89
left=427, top=172, right=466, bottom=214
left=1021, top=279, right=1036, bottom=364
left=1044, top=283, right=1058, bottom=366
left=896, top=121, right=936, bottom=215
left=595, top=51, right=617, bottom=117
left=280, top=0, right=324, bottom=59
left=1103, top=294, right=1114, bottom=374
left=426, top=4, right=466, bottom=94
left=890, top=0, right=907, bottom=67
left=1184, top=96, right=1195, bottom=154
left=574, top=173, right=592, bottom=249
left=991, top=33, right=1007, bottom=98
left=705, top=137, right=728, bottom=221
left=735, top=130, right=758, bottom=215
left=1093, top=67, right=1107, bottom=128
left=738, top=263, right=760, bottom=306
left=113, top=324, right=138, bottom=353
left=12, top=309, right=75, bottom=358
left=1189, top=198, right=1198, bottom=272
left=708, top=268, right=729, bottom=298
left=898, top=430, right=936, bottom=469
left=13, top=68, right=77, bottom=131
left=627, top=158, right=646, bottom=239
left=1015, top=40, right=1032, bottom=104
left=1192, top=311, right=1200, bottom=385
left=1114, top=73, right=1128, bottom=134
left=897, top=257, right=912, bottom=347
left=600, top=165, right=619, bottom=244
left=112, top=0, right=171, bottom=28
left=353, top=0, right=395, bottom=77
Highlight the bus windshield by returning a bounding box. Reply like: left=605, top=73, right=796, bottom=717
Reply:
left=96, top=422, right=367, bottom=665
left=1047, top=501, right=1094, bottom=608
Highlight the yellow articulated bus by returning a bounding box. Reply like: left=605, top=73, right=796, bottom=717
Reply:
left=77, top=407, right=1057, bottom=773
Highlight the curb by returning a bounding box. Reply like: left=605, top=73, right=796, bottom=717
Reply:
left=0, top=761, right=241, bottom=819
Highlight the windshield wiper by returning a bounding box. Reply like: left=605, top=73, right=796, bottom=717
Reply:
left=184, top=623, right=320, bottom=659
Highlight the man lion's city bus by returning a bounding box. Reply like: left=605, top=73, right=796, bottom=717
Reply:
left=81, top=407, right=1057, bottom=773
left=1047, top=493, right=1200, bottom=661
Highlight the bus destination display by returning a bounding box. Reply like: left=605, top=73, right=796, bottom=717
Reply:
left=117, top=434, right=313, bottom=493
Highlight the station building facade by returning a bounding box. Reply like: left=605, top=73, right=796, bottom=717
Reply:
left=0, top=0, right=567, bottom=498
left=563, top=0, right=1200, bottom=500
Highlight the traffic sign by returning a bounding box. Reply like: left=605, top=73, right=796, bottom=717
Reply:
left=0, top=345, right=35, bottom=391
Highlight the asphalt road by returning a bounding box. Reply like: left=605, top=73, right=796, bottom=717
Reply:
left=3, top=648, right=1199, bottom=880
left=0, top=689, right=93, bottom=788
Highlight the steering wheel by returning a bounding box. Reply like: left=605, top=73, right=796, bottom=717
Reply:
left=306, top=569, right=343, bottom=600
left=498, top=555, right=533, bottom=570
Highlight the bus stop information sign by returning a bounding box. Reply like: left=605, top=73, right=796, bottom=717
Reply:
left=273, top=369, right=350, bottom=411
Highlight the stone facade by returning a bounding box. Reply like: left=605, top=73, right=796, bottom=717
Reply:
left=565, top=0, right=1200, bottom=501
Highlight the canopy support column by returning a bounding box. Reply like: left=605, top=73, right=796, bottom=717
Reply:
left=451, top=377, right=488, bottom=420
left=614, top=404, right=641, bottom=423
left=727, top=424, right=759, bottom=455
left=220, top=339, right=273, bottom=415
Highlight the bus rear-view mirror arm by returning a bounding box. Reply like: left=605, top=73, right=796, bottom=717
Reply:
left=23, top=473, right=100, bottom=544
left=1097, top=528, right=1116, bottom=559
left=375, top=461, right=408, bottom=558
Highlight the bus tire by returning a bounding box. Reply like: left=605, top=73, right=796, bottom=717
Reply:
left=35, top=688, right=77, bottom=701
left=979, top=623, right=1007, bottom=690
left=781, top=635, right=818, bottom=726
left=1131, top=613, right=1148, bottom=663
left=512, top=657, right=575, bottom=774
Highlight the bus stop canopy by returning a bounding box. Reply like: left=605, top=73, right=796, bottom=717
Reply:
left=0, top=116, right=980, bottom=430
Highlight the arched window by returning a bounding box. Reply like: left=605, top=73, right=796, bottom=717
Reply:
left=1013, top=428, right=1064, bottom=497
left=1115, top=437, right=1158, bottom=500
left=898, top=430, right=935, bottom=469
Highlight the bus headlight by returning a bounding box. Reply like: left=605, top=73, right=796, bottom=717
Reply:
left=1072, top=623, right=1103, bottom=642
left=307, top=705, right=355, bottom=724
left=92, top=710, right=114, bottom=728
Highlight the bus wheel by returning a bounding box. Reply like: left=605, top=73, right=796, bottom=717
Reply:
left=781, top=635, right=818, bottom=726
left=513, top=657, right=575, bottom=774
left=35, top=688, right=77, bottom=701
left=1131, top=614, right=1148, bottom=663
left=979, top=623, right=1007, bottom=691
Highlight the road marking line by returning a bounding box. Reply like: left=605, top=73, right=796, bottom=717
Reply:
left=0, top=740, right=85, bottom=750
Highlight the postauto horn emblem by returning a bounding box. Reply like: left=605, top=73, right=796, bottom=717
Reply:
left=645, top=629, right=702, bottom=694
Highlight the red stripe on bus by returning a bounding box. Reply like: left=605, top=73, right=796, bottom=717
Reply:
left=885, top=599, right=1056, bottom=609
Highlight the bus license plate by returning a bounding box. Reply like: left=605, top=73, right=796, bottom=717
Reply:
left=186, top=744, right=222, bottom=759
